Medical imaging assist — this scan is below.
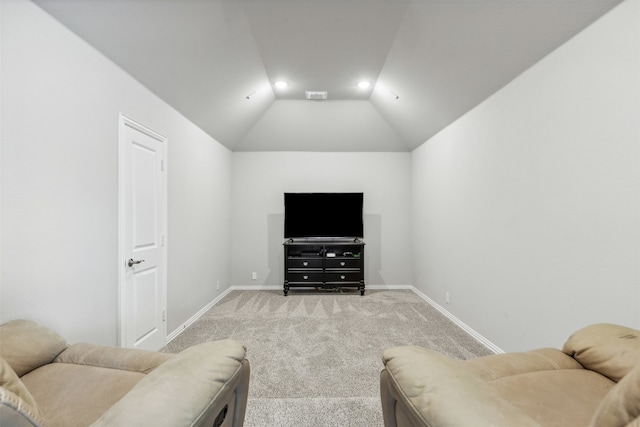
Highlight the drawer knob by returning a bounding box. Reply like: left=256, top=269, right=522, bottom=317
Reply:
left=303, top=275, right=309, bottom=280
left=340, top=275, right=346, bottom=280
left=340, top=262, right=345, bottom=266
left=303, top=261, right=308, bottom=266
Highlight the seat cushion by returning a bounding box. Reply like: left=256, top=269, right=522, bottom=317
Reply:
left=20, top=363, right=144, bottom=427
left=488, top=368, right=614, bottom=426
left=0, top=357, right=44, bottom=427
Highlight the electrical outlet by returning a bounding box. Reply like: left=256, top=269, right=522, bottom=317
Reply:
left=216, top=281, right=220, bottom=291
left=252, top=272, right=257, bottom=280
left=445, top=292, right=451, bottom=304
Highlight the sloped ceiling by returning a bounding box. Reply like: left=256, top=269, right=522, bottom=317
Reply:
left=33, top=0, right=622, bottom=152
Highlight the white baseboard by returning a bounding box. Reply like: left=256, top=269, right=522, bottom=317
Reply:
left=167, top=284, right=504, bottom=354
left=366, top=284, right=413, bottom=290
left=232, top=285, right=282, bottom=291
left=166, top=287, right=234, bottom=343
left=231, top=284, right=413, bottom=291
left=409, top=286, right=504, bottom=354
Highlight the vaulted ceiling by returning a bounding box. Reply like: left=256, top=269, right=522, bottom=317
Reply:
left=33, top=0, right=622, bottom=152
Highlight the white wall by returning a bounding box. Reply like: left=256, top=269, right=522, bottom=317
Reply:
left=412, top=0, right=640, bottom=352
left=231, top=152, right=412, bottom=289
left=3, top=0, right=637, bottom=352
left=1, top=0, right=232, bottom=344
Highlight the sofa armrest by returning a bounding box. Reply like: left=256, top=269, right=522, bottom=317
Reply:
left=0, top=320, right=68, bottom=377
left=589, top=364, right=640, bottom=427
left=55, top=343, right=173, bottom=374
left=464, top=347, right=583, bottom=381
left=381, top=346, right=541, bottom=427
left=90, top=340, right=249, bottom=427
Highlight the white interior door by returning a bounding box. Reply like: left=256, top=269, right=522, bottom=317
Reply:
left=119, top=114, right=167, bottom=350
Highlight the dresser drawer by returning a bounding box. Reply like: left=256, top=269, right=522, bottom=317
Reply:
left=325, top=258, right=361, bottom=269
left=287, top=258, right=323, bottom=269
left=287, top=272, right=324, bottom=283
left=325, top=272, right=362, bottom=283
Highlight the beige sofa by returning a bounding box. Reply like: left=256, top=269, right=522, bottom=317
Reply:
left=380, top=323, right=640, bottom=427
left=0, top=319, right=250, bottom=427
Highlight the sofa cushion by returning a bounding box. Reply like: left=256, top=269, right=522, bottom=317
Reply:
left=383, top=345, right=618, bottom=427
left=488, top=367, right=614, bottom=426
left=0, top=320, right=68, bottom=377
left=562, top=324, right=640, bottom=382
left=466, top=348, right=614, bottom=426
left=0, top=357, right=44, bottom=427
left=382, top=346, right=542, bottom=426
left=21, top=362, right=145, bottom=427
left=589, top=364, right=640, bottom=427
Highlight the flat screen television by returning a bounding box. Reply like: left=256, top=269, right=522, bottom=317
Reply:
left=284, top=192, right=363, bottom=239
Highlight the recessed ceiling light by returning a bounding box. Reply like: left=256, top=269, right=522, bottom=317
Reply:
left=274, top=81, right=288, bottom=89
left=357, top=81, right=371, bottom=89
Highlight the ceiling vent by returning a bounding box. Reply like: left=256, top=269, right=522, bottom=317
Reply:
left=305, top=91, right=328, bottom=100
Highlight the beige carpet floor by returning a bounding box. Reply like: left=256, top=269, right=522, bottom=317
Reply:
left=163, top=289, right=493, bottom=427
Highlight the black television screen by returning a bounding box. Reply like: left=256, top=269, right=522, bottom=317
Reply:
left=284, top=193, right=363, bottom=239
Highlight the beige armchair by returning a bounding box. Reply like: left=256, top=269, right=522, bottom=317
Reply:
left=0, top=319, right=250, bottom=427
left=380, top=323, right=640, bottom=427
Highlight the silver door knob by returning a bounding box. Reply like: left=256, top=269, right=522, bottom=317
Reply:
left=128, top=258, right=145, bottom=267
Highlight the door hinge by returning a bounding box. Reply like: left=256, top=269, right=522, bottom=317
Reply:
left=160, top=159, right=165, bottom=171
left=162, top=235, right=165, bottom=246
left=162, top=309, right=166, bottom=322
